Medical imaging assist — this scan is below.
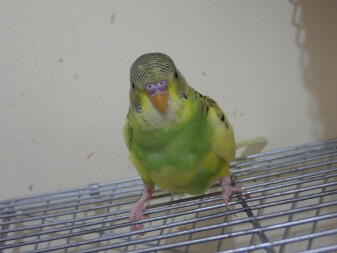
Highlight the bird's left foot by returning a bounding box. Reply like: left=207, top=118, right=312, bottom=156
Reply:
left=129, top=202, right=146, bottom=230
left=220, top=176, right=246, bottom=209
left=129, top=185, right=154, bottom=230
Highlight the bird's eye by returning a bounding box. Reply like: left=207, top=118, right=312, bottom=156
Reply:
left=131, top=82, right=135, bottom=89
left=145, top=83, right=156, bottom=95
left=157, top=80, right=168, bottom=91
left=174, top=72, right=179, bottom=79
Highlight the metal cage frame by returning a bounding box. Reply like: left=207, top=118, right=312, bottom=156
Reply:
left=1, top=138, right=337, bottom=252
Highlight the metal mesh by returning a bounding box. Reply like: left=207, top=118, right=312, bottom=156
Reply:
left=1, top=139, right=337, bottom=253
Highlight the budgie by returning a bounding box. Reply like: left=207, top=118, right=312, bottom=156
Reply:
left=124, top=52, right=244, bottom=230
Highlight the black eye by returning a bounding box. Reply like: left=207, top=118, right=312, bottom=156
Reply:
left=131, top=82, right=135, bottom=89
left=174, top=72, right=179, bottom=79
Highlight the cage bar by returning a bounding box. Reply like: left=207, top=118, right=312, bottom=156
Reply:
left=1, top=138, right=337, bottom=252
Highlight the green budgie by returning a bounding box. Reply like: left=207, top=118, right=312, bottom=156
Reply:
left=124, top=52, right=244, bottom=230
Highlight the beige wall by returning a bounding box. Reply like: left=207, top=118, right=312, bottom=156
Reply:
left=1, top=0, right=336, bottom=200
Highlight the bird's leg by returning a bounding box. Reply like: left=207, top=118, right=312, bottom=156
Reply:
left=129, top=185, right=154, bottom=230
left=220, top=176, right=245, bottom=209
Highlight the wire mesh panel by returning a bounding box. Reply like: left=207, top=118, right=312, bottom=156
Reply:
left=1, top=139, right=337, bottom=253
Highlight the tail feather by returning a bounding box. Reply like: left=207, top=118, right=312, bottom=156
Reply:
left=235, top=136, right=268, bottom=158
left=236, top=136, right=268, bottom=149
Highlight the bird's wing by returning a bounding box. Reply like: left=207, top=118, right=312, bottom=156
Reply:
left=203, top=96, right=235, bottom=164
left=124, top=110, right=154, bottom=186
left=124, top=110, right=133, bottom=151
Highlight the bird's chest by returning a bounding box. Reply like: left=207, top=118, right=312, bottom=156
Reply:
left=132, top=117, right=212, bottom=172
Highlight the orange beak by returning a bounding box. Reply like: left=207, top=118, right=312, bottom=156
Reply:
left=150, top=92, right=168, bottom=114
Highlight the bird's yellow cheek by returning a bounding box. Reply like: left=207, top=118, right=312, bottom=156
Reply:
left=167, top=83, right=195, bottom=122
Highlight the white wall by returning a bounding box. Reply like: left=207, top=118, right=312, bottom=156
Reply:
left=1, top=0, right=336, bottom=200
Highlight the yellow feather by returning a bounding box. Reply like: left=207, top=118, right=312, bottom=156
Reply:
left=207, top=104, right=235, bottom=164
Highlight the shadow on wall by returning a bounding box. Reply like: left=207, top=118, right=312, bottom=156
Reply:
left=290, top=0, right=337, bottom=140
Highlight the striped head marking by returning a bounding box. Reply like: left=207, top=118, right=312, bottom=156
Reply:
left=130, top=52, right=177, bottom=88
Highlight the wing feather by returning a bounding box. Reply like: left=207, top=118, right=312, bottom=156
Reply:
left=202, top=96, right=235, bottom=164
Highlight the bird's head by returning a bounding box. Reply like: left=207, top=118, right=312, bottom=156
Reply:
left=129, top=52, right=179, bottom=115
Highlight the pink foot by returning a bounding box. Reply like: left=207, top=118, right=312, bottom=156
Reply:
left=129, top=202, right=146, bottom=230
left=129, top=185, right=153, bottom=230
left=221, top=176, right=245, bottom=209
